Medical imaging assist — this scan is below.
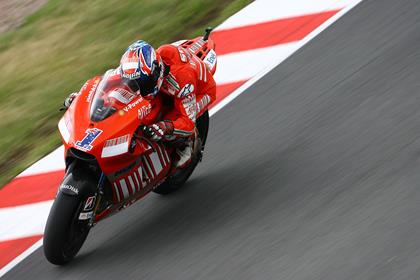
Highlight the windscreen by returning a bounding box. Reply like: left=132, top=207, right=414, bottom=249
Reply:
left=90, top=70, right=139, bottom=122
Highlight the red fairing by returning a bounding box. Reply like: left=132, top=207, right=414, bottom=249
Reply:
left=59, top=70, right=166, bottom=203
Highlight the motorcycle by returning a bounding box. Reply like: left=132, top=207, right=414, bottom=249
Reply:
left=43, top=28, right=217, bottom=265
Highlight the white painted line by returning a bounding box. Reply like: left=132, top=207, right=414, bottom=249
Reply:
left=210, top=0, right=364, bottom=116
left=0, top=239, right=43, bottom=278
left=17, top=146, right=65, bottom=178
left=0, top=200, right=53, bottom=242
left=214, top=42, right=297, bottom=85
left=216, top=0, right=356, bottom=31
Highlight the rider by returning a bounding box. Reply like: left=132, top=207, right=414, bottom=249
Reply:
left=65, top=40, right=216, bottom=168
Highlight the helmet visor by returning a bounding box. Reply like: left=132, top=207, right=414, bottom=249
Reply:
left=123, top=77, right=156, bottom=96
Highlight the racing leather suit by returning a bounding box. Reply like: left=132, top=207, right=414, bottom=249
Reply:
left=156, top=44, right=216, bottom=138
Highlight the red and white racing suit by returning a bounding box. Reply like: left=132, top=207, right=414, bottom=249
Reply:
left=156, top=44, right=216, bottom=138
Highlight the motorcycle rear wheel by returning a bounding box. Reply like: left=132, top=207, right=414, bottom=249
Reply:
left=43, top=192, right=90, bottom=265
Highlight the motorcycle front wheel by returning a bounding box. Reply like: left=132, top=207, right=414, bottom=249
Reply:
left=43, top=192, right=91, bottom=265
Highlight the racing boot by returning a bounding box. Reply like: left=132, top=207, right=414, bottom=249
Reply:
left=174, top=140, right=193, bottom=168
left=173, top=127, right=200, bottom=169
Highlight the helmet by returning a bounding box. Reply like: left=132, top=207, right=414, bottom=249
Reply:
left=119, top=40, right=164, bottom=96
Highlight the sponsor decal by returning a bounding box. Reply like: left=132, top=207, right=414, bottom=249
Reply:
left=75, top=128, right=103, bottom=151
left=178, top=48, right=188, bottom=62
left=101, top=134, right=130, bottom=158
left=121, top=71, right=141, bottom=80
left=60, top=184, right=79, bottom=195
left=86, top=78, right=100, bottom=103
left=109, top=88, right=136, bottom=104
left=104, top=134, right=130, bottom=147
left=138, top=103, right=152, bottom=119
left=111, top=145, right=170, bottom=202
left=178, top=84, right=195, bottom=98
left=83, top=196, right=96, bottom=211
left=123, top=97, right=143, bottom=112
left=203, top=49, right=217, bottom=71
left=79, top=211, right=93, bottom=220
left=196, top=94, right=211, bottom=113
left=182, top=94, right=197, bottom=122
left=189, top=39, right=205, bottom=53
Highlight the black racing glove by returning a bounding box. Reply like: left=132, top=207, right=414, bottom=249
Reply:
left=142, top=121, right=174, bottom=141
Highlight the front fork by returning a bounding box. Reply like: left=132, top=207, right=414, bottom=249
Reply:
left=91, top=173, right=107, bottom=227
left=79, top=173, right=106, bottom=227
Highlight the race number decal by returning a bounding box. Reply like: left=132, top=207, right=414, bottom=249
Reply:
left=75, top=128, right=102, bottom=151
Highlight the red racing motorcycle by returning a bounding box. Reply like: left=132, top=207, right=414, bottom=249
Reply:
left=43, top=28, right=217, bottom=265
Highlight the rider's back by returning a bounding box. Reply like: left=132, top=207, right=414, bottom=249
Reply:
left=157, top=44, right=216, bottom=102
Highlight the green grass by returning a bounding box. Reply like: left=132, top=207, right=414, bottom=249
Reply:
left=0, top=0, right=252, bottom=187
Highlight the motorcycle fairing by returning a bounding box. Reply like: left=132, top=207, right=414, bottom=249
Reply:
left=108, top=141, right=171, bottom=203
left=60, top=72, right=162, bottom=175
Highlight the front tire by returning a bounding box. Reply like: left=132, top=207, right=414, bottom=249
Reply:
left=43, top=192, right=90, bottom=265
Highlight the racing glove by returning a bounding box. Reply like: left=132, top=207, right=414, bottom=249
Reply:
left=143, top=120, right=174, bottom=141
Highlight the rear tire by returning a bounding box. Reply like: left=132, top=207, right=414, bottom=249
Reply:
left=153, top=111, right=209, bottom=195
left=43, top=192, right=90, bottom=265
left=153, top=146, right=201, bottom=195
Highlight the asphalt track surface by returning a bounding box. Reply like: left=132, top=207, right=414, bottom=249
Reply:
left=5, top=0, right=420, bottom=279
